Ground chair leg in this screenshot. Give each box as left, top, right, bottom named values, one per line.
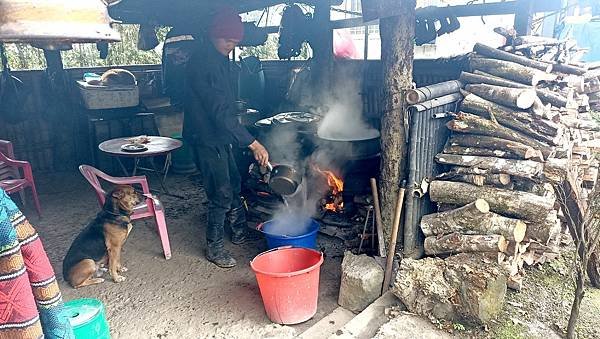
left=154, top=209, right=172, bottom=260
left=29, top=184, right=42, bottom=218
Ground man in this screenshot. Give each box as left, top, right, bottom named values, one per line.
left=184, top=6, right=269, bottom=268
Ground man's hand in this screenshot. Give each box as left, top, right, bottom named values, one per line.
left=249, top=140, right=269, bottom=167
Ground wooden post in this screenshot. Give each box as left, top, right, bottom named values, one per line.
left=513, top=0, right=534, bottom=35
left=311, top=0, right=334, bottom=100
left=379, top=0, right=416, bottom=255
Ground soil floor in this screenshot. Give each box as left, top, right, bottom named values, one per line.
left=21, top=171, right=343, bottom=339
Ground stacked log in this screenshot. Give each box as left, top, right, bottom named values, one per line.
left=416, top=39, right=600, bottom=292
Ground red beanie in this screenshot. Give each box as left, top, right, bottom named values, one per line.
left=209, top=6, right=244, bottom=41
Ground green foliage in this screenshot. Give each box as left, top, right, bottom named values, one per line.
left=239, top=33, right=312, bottom=61
left=61, top=24, right=163, bottom=68
left=452, top=323, right=466, bottom=331
left=1, top=24, right=166, bottom=71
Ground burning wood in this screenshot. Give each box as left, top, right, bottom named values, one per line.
left=313, top=166, right=344, bottom=212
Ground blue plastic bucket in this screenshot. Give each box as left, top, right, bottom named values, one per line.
left=257, top=218, right=320, bottom=249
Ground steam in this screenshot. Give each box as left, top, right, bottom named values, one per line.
left=316, top=64, right=378, bottom=141
left=267, top=181, right=320, bottom=236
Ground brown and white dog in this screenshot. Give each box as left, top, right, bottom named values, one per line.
left=62, top=185, right=140, bottom=288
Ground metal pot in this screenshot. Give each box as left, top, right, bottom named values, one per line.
left=267, top=163, right=302, bottom=196
left=316, top=130, right=381, bottom=159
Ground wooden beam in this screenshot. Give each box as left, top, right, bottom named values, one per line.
left=378, top=0, right=416, bottom=257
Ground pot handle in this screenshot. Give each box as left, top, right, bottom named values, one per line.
left=266, top=162, right=273, bottom=171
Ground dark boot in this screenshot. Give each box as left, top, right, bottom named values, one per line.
left=206, top=246, right=236, bottom=268
left=229, top=205, right=262, bottom=245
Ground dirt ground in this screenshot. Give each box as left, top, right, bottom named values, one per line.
left=20, top=171, right=342, bottom=339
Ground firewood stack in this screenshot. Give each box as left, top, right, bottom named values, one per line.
left=420, top=35, right=600, bottom=291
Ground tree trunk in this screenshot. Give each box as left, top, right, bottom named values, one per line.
left=447, top=112, right=552, bottom=158
left=380, top=0, right=416, bottom=253
left=392, top=254, right=507, bottom=325
left=420, top=199, right=527, bottom=242
left=435, top=153, right=545, bottom=180
left=470, top=57, right=557, bottom=86
left=447, top=134, right=542, bottom=161
left=460, top=93, right=561, bottom=146
left=566, top=265, right=585, bottom=339
left=473, top=42, right=552, bottom=72
left=424, top=233, right=509, bottom=255
left=536, top=88, right=569, bottom=108
left=465, top=83, right=536, bottom=109
left=429, top=180, right=554, bottom=223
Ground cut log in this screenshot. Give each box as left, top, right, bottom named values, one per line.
left=435, top=153, right=544, bottom=180
left=442, top=144, right=517, bottom=159
left=392, top=254, right=507, bottom=325
left=424, top=233, right=508, bottom=255
left=525, top=210, right=561, bottom=244
left=460, top=93, right=561, bottom=146
left=473, top=43, right=552, bottom=72
left=493, top=27, right=516, bottom=42
left=460, top=70, right=528, bottom=89
left=420, top=199, right=527, bottom=242
left=406, top=80, right=463, bottom=104
left=465, top=83, right=536, bottom=109
left=447, top=134, right=543, bottom=161
left=470, top=58, right=555, bottom=86
left=429, top=180, right=554, bottom=223
left=536, top=88, right=568, bottom=108
left=552, top=62, right=587, bottom=76
left=448, top=112, right=552, bottom=158
left=561, top=116, right=600, bottom=131
left=437, top=170, right=512, bottom=188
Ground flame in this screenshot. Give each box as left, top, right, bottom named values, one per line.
left=314, top=166, right=344, bottom=212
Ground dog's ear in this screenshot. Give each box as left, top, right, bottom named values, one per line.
left=104, top=191, right=120, bottom=214
left=112, top=187, right=126, bottom=199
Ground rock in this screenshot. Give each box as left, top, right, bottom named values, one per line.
left=372, top=313, right=455, bottom=339
left=391, top=253, right=507, bottom=325
left=338, top=251, right=384, bottom=312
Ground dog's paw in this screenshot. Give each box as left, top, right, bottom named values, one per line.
left=118, top=266, right=128, bottom=273
left=113, top=275, right=126, bottom=283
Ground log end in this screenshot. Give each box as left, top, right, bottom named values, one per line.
left=498, top=235, right=509, bottom=253
left=513, top=220, right=527, bottom=243
left=498, top=174, right=511, bottom=186
left=516, top=90, right=536, bottom=109
left=475, top=198, right=490, bottom=213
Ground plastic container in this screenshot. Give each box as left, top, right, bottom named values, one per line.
left=63, top=298, right=110, bottom=339
left=250, top=246, right=324, bottom=324
left=257, top=218, right=319, bottom=249
left=77, top=80, right=139, bottom=110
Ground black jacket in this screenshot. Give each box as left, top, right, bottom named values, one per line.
left=182, top=43, right=255, bottom=147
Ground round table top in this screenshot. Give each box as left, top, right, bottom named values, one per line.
left=98, top=136, right=183, bottom=157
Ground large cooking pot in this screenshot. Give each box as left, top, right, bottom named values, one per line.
left=316, top=129, right=381, bottom=159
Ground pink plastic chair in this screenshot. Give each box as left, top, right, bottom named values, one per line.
left=0, top=139, right=42, bottom=217
left=79, top=164, right=172, bottom=260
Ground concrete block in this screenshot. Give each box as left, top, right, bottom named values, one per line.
left=338, top=251, right=384, bottom=313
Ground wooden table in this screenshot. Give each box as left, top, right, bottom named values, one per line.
left=98, top=136, right=182, bottom=195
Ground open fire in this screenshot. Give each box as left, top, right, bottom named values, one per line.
left=313, top=166, right=344, bottom=212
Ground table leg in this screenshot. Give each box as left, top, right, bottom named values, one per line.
left=149, top=155, right=184, bottom=199
left=116, top=157, right=130, bottom=176
left=132, top=158, right=140, bottom=176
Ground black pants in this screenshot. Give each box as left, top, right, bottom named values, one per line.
left=192, top=144, right=246, bottom=250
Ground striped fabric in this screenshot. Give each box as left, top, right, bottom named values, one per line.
left=0, top=188, right=74, bottom=339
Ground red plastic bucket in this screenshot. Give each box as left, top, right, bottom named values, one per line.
left=250, top=246, right=324, bottom=324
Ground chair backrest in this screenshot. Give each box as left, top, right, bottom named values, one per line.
left=79, top=165, right=109, bottom=206
left=0, top=139, right=19, bottom=181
